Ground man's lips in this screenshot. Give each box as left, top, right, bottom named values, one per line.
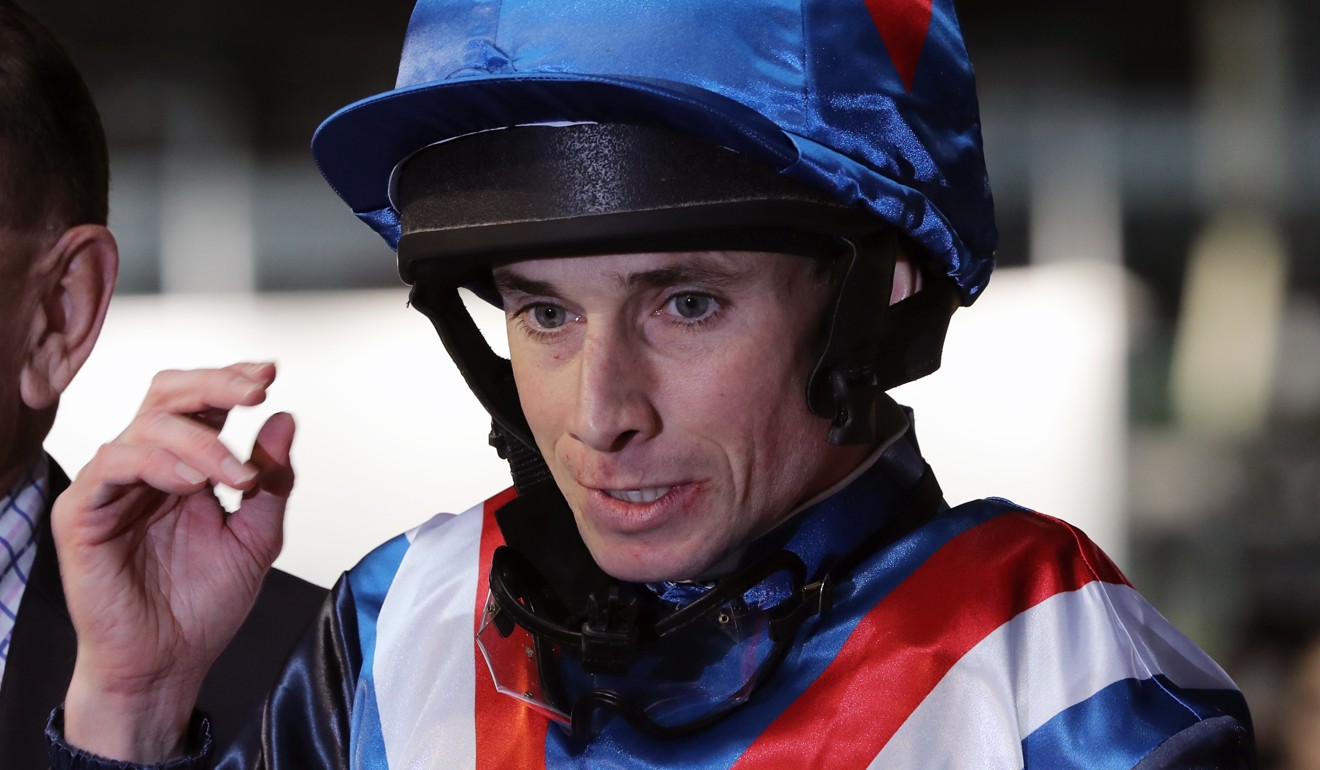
left=601, top=486, right=673, bottom=504
left=587, top=481, right=690, bottom=505
left=578, top=480, right=700, bottom=532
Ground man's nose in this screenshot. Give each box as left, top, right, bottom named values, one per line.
left=567, top=326, right=660, bottom=453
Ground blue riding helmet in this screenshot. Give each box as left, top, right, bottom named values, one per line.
left=312, top=0, right=997, bottom=303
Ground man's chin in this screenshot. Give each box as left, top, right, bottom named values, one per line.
left=587, top=541, right=720, bottom=584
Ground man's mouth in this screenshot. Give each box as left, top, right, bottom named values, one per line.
left=602, top=486, right=673, bottom=504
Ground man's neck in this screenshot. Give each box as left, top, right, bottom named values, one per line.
left=0, top=406, right=56, bottom=499
left=0, top=452, right=48, bottom=504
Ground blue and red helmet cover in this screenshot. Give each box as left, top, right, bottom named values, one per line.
left=313, top=0, right=998, bottom=302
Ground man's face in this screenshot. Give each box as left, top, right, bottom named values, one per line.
left=495, top=250, right=870, bottom=582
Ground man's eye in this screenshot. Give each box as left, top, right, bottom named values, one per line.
left=667, top=293, right=715, bottom=321
left=530, top=304, right=569, bottom=329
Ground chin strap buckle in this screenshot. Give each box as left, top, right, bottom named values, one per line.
left=768, top=577, right=833, bottom=644
left=825, top=364, right=883, bottom=445
left=580, top=587, right=640, bottom=676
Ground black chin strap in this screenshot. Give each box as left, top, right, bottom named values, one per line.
left=488, top=422, right=556, bottom=493
left=408, top=275, right=554, bottom=493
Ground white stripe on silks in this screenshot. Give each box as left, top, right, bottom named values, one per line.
left=373, top=504, right=485, bottom=769
left=1098, top=584, right=1239, bottom=693
left=866, top=582, right=1238, bottom=769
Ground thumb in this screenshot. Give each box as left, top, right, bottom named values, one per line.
left=231, top=411, right=296, bottom=563
left=248, top=411, right=295, bottom=498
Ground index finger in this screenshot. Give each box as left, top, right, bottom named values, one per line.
left=136, top=362, right=277, bottom=417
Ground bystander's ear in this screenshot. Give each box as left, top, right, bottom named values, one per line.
left=18, top=224, right=119, bottom=411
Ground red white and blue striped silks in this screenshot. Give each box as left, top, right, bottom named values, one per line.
left=295, top=441, right=1250, bottom=769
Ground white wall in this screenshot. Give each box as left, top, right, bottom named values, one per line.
left=893, top=260, right=1130, bottom=563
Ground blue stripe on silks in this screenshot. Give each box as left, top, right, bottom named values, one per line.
left=1022, top=676, right=1240, bottom=769
left=346, top=533, right=412, bottom=770
left=1183, top=686, right=1253, bottom=738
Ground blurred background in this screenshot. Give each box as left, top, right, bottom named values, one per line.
left=21, top=0, right=1320, bottom=764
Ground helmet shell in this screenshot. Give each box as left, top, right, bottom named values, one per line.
left=313, top=0, right=997, bottom=302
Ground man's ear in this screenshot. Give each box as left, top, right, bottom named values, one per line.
left=19, top=224, right=119, bottom=410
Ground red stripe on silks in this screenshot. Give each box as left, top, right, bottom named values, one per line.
left=732, top=512, right=1130, bottom=770
left=472, top=487, right=548, bottom=770
left=863, top=0, right=933, bottom=91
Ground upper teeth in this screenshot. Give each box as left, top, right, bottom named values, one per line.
left=606, top=487, right=671, bottom=504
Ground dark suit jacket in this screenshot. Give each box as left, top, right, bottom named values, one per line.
left=0, top=458, right=327, bottom=768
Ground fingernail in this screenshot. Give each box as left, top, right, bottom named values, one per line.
left=237, top=370, right=274, bottom=401
left=223, top=457, right=258, bottom=485
left=175, top=463, right=207, bottom=485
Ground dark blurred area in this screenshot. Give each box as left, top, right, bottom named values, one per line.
left=20, top=1, right=1320, bottom=765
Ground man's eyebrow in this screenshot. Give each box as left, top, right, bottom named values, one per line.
left=619, top=260, right=744, bottom=291
left=492, top=255, right=748, bottom=298
left=491, top=269, right=559, bottom=299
